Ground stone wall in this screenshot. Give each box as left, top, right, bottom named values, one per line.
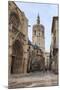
left=8, top=1, right=28, bottom=76
left=50, top=16, right=58, bottom=74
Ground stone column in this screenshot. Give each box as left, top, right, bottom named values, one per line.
left=8, top=33, right=13, bottom=77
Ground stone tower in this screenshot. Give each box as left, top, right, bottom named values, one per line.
left=32, top=14, right=45, bottom=52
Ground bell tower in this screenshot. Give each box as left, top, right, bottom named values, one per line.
left=32, top=14, right=45, bottom=52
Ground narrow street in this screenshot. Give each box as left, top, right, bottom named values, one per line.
left=8, top=71, right=58, bottom=88
left=8, top=2, right=59, bottom=89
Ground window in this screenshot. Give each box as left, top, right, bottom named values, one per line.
left=39, top=33, right=40, bottom=36
left=34, top=30, right=36, bottom=35
left=29, top=46, right=30, bottom=49
left=27, top=49, right=29, bottom=51
left=37, top=50, right=38, bottom=53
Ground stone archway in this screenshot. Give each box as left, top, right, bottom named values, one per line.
left=11, top=40, right=23, bottom=74
left=30, top=58, right=41, bottom=72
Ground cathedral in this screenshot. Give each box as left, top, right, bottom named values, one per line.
left=27, top=14, right=45, bottom=72
left=8, top=1, right=29, bottom=75
left=8, top=1, right=45, bottom=77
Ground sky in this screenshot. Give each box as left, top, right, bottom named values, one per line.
left=15, top=2, right=58, bottom=52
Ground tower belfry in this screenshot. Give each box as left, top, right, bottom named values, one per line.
left=37, top=14, right=40, bottom=24
left=32, top=14, right=45, bottom=52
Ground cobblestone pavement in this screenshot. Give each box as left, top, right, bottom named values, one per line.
left=8, top=71, right=58, bottom=89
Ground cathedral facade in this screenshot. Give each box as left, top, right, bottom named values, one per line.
left=8, top=1, right=29, bottom=76
left=8, top=1, right=45, bottom=77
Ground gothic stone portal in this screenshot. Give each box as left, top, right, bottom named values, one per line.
left=11, top=40, right=23, bottom=74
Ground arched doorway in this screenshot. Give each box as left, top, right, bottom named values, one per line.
left=11, top=40, right=23, bottom=74
left=30, top=59, right=41, bottom=72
